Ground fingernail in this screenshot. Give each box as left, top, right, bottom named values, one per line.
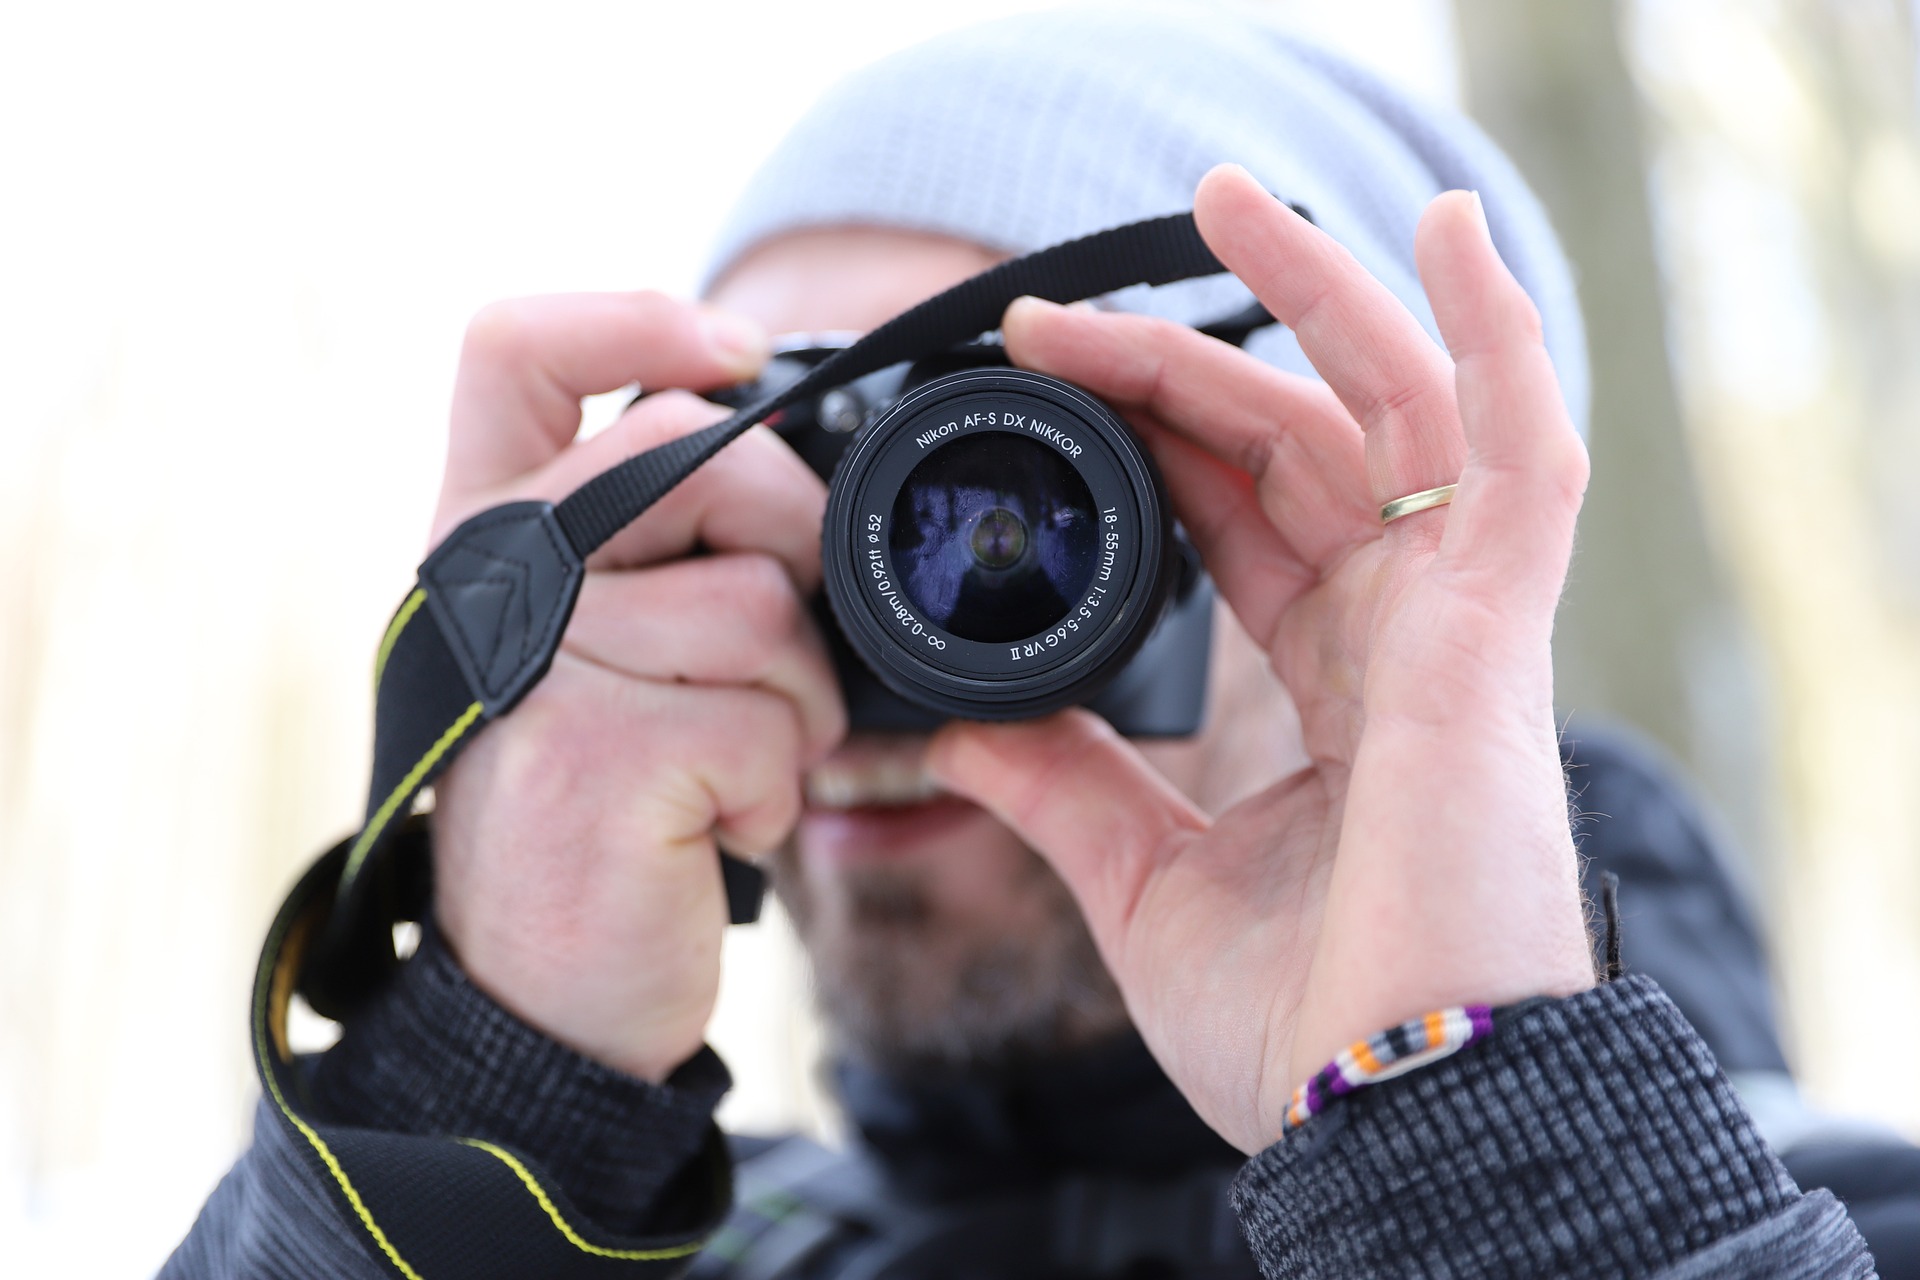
left=1469, top=189, right=1491, bottom=240
left=702, top=310, right=768, bottom=374
left=1003, top=295, right=1065, bottom=329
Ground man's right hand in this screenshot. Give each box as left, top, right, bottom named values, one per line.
left=426, top=292, right=845, bottom=1083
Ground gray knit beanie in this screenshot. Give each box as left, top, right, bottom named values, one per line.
left=703, top=1, right=1589, bottom=433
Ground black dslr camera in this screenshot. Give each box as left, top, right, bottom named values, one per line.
left=709, top=336, right=1217, bottom=737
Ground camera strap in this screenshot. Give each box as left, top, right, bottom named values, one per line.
left=251, top=208, right=1268, bottom=1280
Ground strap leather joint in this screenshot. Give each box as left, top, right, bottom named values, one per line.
left=420, top=500, right=586, bottom=717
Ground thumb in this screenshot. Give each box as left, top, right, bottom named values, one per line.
left=926, top=710, right=1208, bottom=940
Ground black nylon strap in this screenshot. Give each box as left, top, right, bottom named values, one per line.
left=553, top=211, right=1225, bottom=556
left=304, top=586, right=488, bottom=1016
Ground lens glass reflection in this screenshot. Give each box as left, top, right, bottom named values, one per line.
left=889, top=432, right=1097, bottom=643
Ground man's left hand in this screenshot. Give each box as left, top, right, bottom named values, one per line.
left=928, top=165, right=1596, bottom=1155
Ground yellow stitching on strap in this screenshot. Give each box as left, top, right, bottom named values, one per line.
left=253, top=902, right=425, bottom=1279
left=254, top=700, right=480, bottom=1269
left=460, top=1140, right=708, bottom=1261
left=339, top=701, right=484, bottom=891
left=277, top=1096, right=426, bottom=1278
left=373, top=589, right=428, bottom=692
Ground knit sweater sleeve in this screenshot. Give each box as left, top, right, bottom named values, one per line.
left=160, top=927, right=731, bottom=1278
left=1230, top=975, right=1876, bottom=1279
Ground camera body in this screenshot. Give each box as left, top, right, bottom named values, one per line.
left=713, top=338, right=1214, bottom=736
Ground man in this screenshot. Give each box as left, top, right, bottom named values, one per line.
left=165, top=7, right=1895, bottom=1277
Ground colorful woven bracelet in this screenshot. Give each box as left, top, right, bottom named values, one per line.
left=1280, top=1004, right=1495, bottom=1137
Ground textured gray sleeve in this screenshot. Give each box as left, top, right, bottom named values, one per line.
left=1231, top=976, right=1877, bottom=1279
left=1658, top=1192, right=1873, bottom=1279
left=159, top=928, right=731, bottom=1276
left=307, top=926, right=730, bottom=1233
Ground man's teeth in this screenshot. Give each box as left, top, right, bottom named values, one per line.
left=804, top=760, right=944, bottom=810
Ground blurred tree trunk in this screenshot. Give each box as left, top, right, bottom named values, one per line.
left=1454, top=0, right=1779, bottom=885
left=1619, top=0, right=1920, bottom=1128
left=1461, top=0, right=1920, bottom=1131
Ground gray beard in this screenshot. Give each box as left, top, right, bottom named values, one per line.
left=769, top=843, right=1130, bottom=1073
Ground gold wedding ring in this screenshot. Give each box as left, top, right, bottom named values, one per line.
left=1380, top=483, right=1457, bottom=525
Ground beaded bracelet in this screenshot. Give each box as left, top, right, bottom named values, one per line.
left=1280, top=1004, right=1495, bottom=1137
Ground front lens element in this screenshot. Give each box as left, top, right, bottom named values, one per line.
left=969, top=507, right=1028, bottom=570
left=888, top=433, right=1097, bottom=643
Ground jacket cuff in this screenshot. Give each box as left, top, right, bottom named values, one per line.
left=1232, top=975, right=1805, bottom=1279
left=308, top=924, right=729, bottom=1237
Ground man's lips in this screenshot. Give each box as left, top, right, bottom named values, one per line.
left=798, top=736, right=991, bottom=865
left=798, top=794, right=985, bottom=866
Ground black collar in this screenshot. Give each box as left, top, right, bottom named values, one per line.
left=832, top=1032, right=1242, bottom=1200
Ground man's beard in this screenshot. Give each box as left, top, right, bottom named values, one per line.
left=769, top=840, right=1130, bottom=1073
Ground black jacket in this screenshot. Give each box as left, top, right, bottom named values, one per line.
left=162, top=726, right=1895, bottom=1278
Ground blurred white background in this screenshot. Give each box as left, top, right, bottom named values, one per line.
left=4, top=1, right=1918, bottom=1275
left=0, top=2, right=1459, bottom=1272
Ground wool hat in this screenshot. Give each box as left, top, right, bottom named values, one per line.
left=703, top=1, right=1589, bottom=433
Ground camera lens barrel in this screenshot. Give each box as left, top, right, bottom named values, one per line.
left=822, top=368, right=1175, bottom=721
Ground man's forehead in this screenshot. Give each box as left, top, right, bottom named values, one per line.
left=707, top=226, right=1005, bottom=337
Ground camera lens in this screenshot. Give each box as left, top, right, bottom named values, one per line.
left=822, top=367, right=1175, bottom=721
left=888, top=433, right=1098, bottom=643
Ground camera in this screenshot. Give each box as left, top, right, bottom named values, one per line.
left=710, top=337, right=1215, bottom=736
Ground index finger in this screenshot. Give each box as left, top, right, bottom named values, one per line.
left=1194, top=165, right=1466, bottom=512
left=445, top=291, right=769, bottom=496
